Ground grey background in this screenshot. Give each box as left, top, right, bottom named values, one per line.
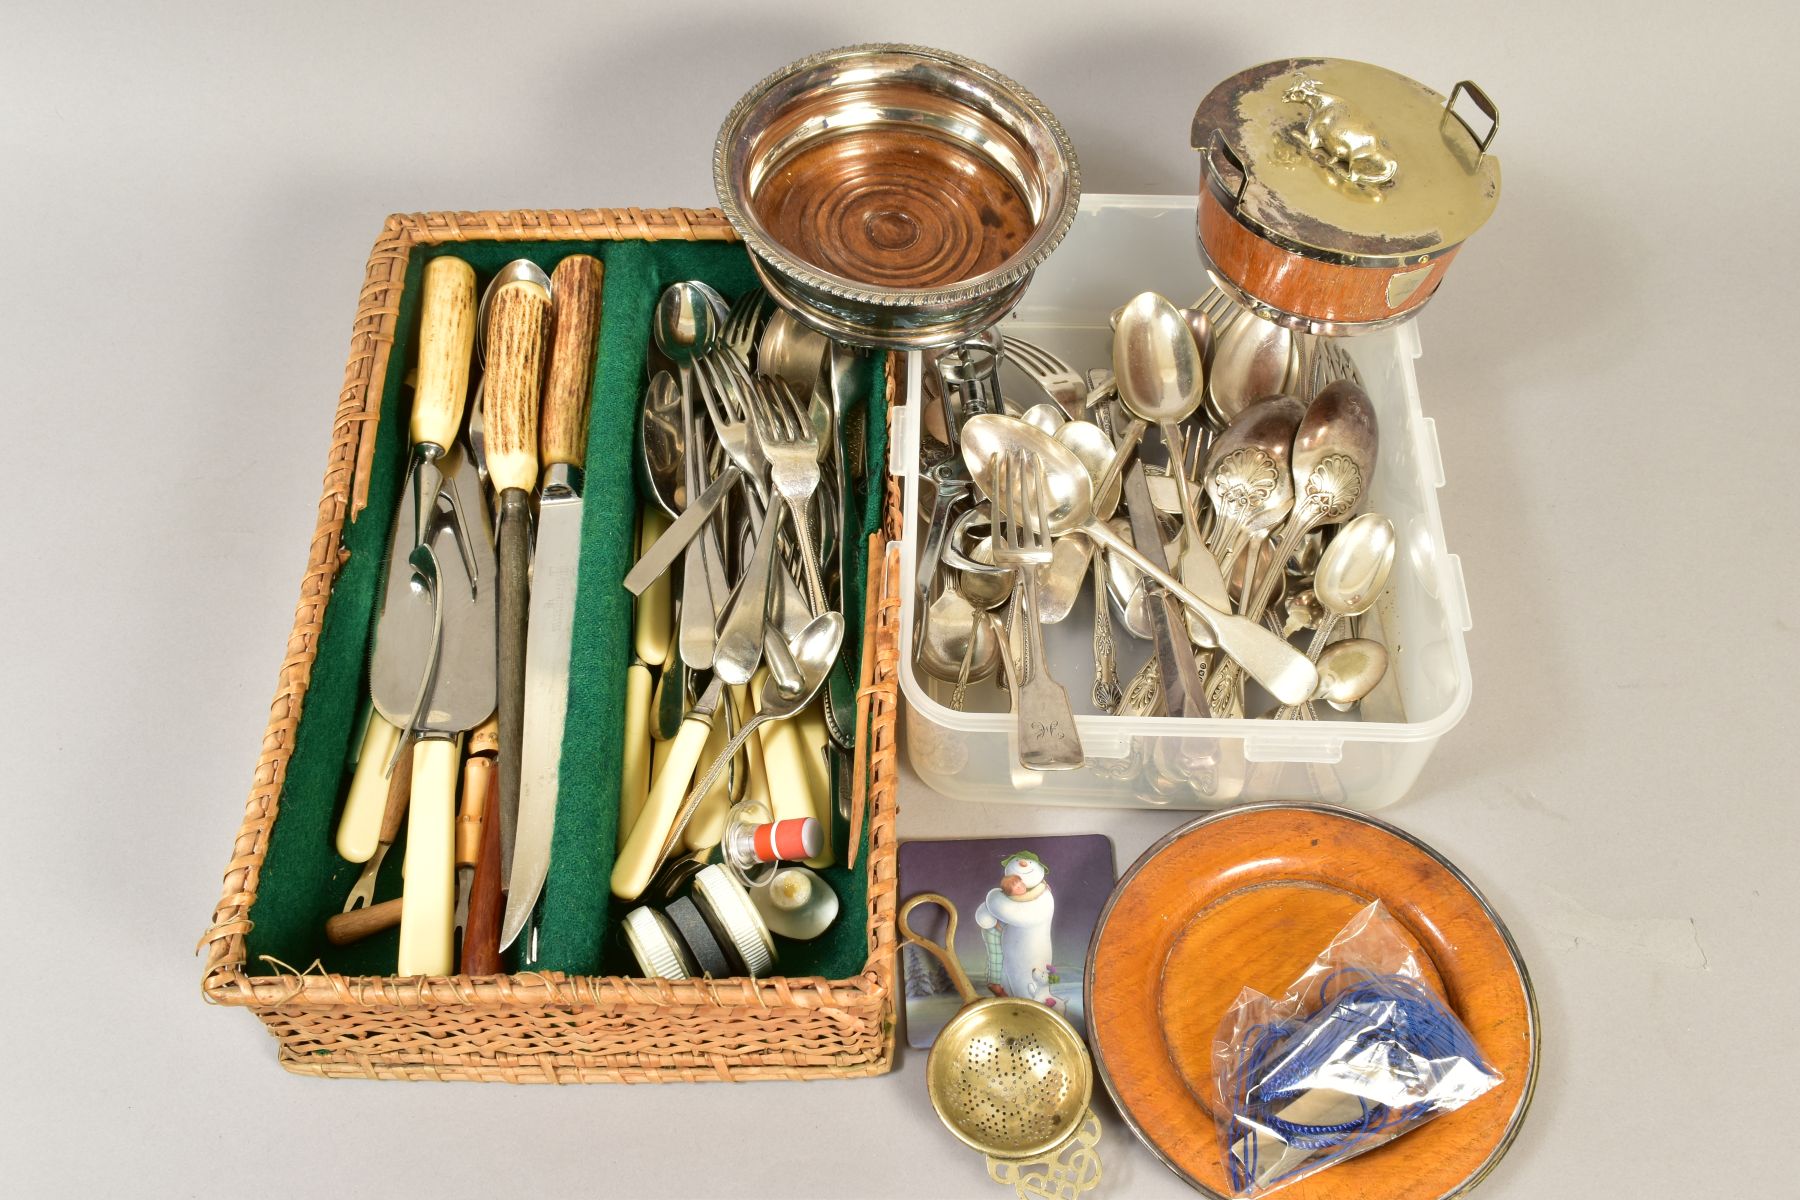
left=4, top=0, right=1797, bottom=1196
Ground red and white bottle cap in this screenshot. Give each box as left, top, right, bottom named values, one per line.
left=749, top=817, right=822, bottom=864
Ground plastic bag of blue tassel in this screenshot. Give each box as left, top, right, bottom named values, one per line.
left=1211, top=902, right=1503, bottom=1196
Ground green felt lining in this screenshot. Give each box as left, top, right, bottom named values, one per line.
left=242, top=239, right=887, bottom=983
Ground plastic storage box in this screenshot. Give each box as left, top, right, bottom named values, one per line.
left=893, top=195, right=1472, bottom=810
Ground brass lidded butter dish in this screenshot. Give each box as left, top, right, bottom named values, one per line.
left=1191, top=57, right=1501, bottom=334
left=715, top=43, right=1080, bottom=349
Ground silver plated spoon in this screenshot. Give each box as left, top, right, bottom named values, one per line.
left=1205, top=304, right=1293, bottom=430
left=1113, top=292, right=1233, bottom=647
left=1304, top=512, right=1396, bottom=663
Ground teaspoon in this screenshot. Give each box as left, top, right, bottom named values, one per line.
left=1305, top=512, right=1396, bottom=663
left=1274, top=637, right=1389, bottom=719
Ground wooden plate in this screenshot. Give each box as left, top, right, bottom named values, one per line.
left=1085, top=805, right=1538, bottom=1198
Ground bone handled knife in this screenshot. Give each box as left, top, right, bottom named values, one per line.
left=502, top=254, right=604, bottom=952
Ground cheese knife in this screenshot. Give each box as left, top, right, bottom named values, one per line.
left=370, top=443, right=495, bottom=975
left=501, top=254, right=604, bottom=951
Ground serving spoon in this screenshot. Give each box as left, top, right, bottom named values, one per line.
left=1205, top=304, right=1293, bottom=429
left=1113, top=293, right=1234, bottom=647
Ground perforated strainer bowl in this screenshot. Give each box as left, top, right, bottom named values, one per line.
left=900, top=894, right=1097, bottom=1163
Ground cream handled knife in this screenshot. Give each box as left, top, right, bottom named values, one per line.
left=613, top=678, right=723, bottom=902
left=501, top=255, right=604, bottom=952
left=335, top=711, right=401, bottom=863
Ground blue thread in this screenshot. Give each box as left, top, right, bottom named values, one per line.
left=1225, top=967, right=1493, bottom=1192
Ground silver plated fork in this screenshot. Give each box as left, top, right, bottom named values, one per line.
left=1001, top=335, right=1087, bottom=416
left=990, top=448, right=1083, bottom=772
left=694, top=352, right=769, bottom=497
left=750, top=375, right=834, bottom=616
left=722, top=287, right=772, bottom=366
left=1190, top=285, right=1239, bottom=340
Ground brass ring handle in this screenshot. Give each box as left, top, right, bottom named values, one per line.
left=1445, top=80, right=1500, bottom=158
left=898, top=892, right=980, bottom=1004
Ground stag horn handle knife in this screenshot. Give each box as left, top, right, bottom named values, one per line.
left=500, top=255, right=604, bottom=952
left=483, top=274, right=551, bottom=902
left=480, top=278, right=550, bottom=495
left=540, top=255, right=603, bottom=468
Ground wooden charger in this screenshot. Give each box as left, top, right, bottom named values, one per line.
left=1085, top=804, right=1537, bottom=1199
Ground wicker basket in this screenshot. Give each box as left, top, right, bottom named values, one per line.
left=200, top=209, right=904, bottom=1082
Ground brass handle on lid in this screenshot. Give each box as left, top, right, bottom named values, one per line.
left=1446, top=80, right=1500, bottom=159
left=1204, top=130, right=1251, bottom=208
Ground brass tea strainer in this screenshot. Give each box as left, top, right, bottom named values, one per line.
left=899, top=893, right=1103, bottom=1200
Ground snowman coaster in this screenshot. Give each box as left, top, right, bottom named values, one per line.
left=897, top=834, right=1115, bottom=1050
